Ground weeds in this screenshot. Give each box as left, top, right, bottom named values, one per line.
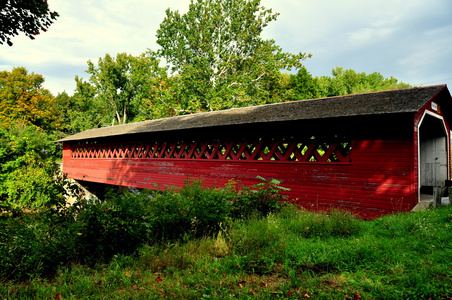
left=1, top=179, right=452, bottom=299
left=0, top=176, right=287, bottom=280
left=280, top=206, right=362, bottom=239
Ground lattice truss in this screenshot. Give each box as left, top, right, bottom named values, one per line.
left=70, top=136, right=352, bottom=163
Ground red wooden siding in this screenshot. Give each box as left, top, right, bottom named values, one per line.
left=63, top=137, right=414, bottom=219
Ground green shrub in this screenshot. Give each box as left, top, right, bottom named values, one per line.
left=229, top=176, right=289, bottom=219
left=0, top=214, right=43, bottom=280
left=2, top=162, right=67, bottom=210
left=0, top=211, right=78, bottom=281
left=149, top=179, right=232, bottom=241
left=0, top=122, right=63, bottom=210
left=0, top=188, right=156, bottom=281
left=71, top=189, right=153, bottom=261
left=0, top=176, right=292, bottom=281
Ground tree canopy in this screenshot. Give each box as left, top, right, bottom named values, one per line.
left=315, top=67, right=412, bottom=98
left=76, top=53, right=168, bottom=125
left=0, top=67, right=61, bottom=131
left=0, top=68, right=63, bottom=210
left=288, top=67, right=412, bottom=100
left=156, top=0, right=310, bottom=112
left=0, top=0, right=413, bottom=136
left=0, top=0, right=59, bottom=46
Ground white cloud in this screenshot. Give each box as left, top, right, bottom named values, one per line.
left=347, top=27, right=394, bottom=46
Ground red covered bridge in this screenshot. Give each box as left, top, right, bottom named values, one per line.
left=59, top=85, right=452, bottom=218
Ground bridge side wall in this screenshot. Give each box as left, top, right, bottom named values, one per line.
left=62, top=130, right=415, bottom=219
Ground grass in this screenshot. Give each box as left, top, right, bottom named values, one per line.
left=1, top=205, right=451, bottom=299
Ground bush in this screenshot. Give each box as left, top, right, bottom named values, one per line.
left=2, top=162, right=67, bottom=210
left=0, top=211, right=77, bottom=280
left=147, top=176, right=290, bottom=241
left=0, top=176, right=291, bottom=281
left=229, top=176, right=289, bottom=219
left=71, top=189, right=154, bottom=261
left=149, top=179, right=232, bottom=241
left=0, top=122, right=63, bottom=210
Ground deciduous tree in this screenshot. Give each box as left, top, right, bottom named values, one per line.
left=316, top=67, right=412, bottom=97
left=156, top=0, right=310, bottom=112
left=0, top=122, right=62, bottom=209
left=55, top=88, right=108, bottom=134
left=0, top=0, right=59, bottom=46
left=79, top=53, right=167, bottom=125
left=0, top=67, right=61, bottom=131
left=289, top=66, right=320, bottom=100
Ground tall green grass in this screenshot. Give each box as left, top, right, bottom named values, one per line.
left=1, top=179, right=451, bottom=299
left=0, top=177, right=286, bottom=280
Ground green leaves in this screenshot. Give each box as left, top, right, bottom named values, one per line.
left=0, top=67, right=61, bottom=131
left=0, top=123, right=64, bottom=210
left=287, top=66, right=413, bottom=100
left=0, top=0, right=59, bottom=46
left=316, top=67, right=412, bottom=98
left=77, top=52, right=168, bottom=125
left=156, top=0, right=310, bottom=112
left=69, top=0, right=314, bottom=123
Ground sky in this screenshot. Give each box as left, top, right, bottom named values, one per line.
left=1, top=0, right=452, bottom=96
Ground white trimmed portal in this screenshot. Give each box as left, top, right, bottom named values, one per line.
left=418, top=110, right=449, bottom=196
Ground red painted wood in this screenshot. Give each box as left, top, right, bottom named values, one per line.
left=69, top=137, right=352, bottom=163
left=63, top=138, right=415, bottom=219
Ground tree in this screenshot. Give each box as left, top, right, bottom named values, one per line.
left=0, top=122, right=64, bottom=209
left=316, top=67, right=412, bottom=98
left=55, top=82, right=111, bottom=134
left=156, top=0, right=310, bottom=112
left=0, top=67, right=61, bottom=131
left=79, top=53, right=167, bottom=125
left=0, top=0, right=59, bottom=46
left=139, top=62, right=184, bottom=119
left=289, top=66, right=320, bottom=100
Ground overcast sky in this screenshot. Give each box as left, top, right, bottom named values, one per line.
left=1, top=0, right=451, bottom=96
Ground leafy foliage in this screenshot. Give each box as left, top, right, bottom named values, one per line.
left=64, top=1, right=414, bottom=126
left=0, top=212, right=73, bottom=280
left=0, top=0, right=59, bottom=46
left=0, top=67, right=61, bottom=131
left=228, top=176, right=289, bottom=219
left=2, top=202, right=451, bottom=299
left=156, top=0, right=310, bottom=112
left=149, top=179, right=232, bottom=241
left=70, top=189, right=154, bottom=260
left=55, top=84, right=111, bottom=134
left=143, top=176, right=286, bottom=241
left=76, top=53, right=168, bottom=125
left=0, top=176, right=289, bottom=281
left=0, top=69, right=67, bottom=210
left=316, top=67, right=412, bottom=98
left=0, top=123, right=65, bottom=210
left=288, top=66, right=320, bottom=100
left=287, top=66, right=412, bottom=101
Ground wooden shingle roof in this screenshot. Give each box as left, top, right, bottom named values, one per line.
left=58, top=85, right=448, bottom=142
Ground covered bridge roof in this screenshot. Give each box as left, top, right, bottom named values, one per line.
left=59, top=85, right=449, bottom=142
